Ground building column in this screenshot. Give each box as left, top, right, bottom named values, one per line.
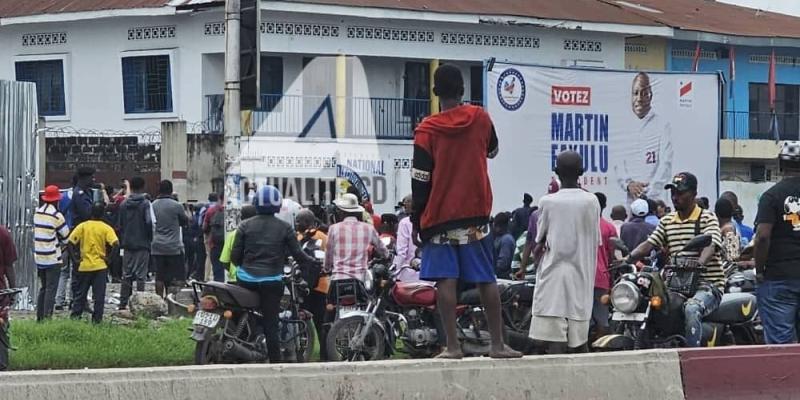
left=160, top=120, right=188, bottom=201
left=335, top=54, right=347, bottom=138
left=429, top=58, right=440, bottom=115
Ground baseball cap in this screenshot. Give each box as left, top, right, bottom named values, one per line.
left=664, top=172, right=698, bottom=192
left=630, top=199, right=649, bottom=217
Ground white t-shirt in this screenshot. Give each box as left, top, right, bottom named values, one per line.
left=533, top=189, right=601, bottom=321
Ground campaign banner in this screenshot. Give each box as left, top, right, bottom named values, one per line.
left=487, top=63, right=720, bottom=214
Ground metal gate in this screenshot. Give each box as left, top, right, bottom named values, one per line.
left=0, top=80, right=39, bottom=309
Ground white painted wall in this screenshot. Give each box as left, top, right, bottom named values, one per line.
left=720, top=180, right=774, bottom=225
left=0, top=9, right=627, bottom=133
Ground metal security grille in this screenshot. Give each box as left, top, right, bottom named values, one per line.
left=121, top=55, right=173, bottom=114
left=0, top=80, right=40, bottom=309
left=14, top=59, right=66, bottom=116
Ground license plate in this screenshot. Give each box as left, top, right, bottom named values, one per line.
left=193, top=311, right=221, bottom=328
left=612, top=312, right=646, bottom=322
left=339, top=306, right=357, bottom=315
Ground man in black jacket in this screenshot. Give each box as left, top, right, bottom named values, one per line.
left=231, top=185, right=315, bottom=363
left=117, top=177, right=154, bottom=310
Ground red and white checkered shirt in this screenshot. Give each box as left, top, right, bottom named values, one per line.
left=324, top=217, right=387, bottom=281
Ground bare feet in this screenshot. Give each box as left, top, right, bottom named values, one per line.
left=435, top=349, right=464, bottom=359
left=489, top=345, right=523, bottom=359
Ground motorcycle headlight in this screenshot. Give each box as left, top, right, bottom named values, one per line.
left=611, top=281, right=641, bottom=314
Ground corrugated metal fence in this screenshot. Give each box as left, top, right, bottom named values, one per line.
left=0, top=80, right=39, bottom=309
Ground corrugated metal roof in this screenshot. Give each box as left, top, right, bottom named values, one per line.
left=4, top=0, right=800, bottom=40
left=282, top=0, right=662, bottom=26
left=605, top=0, right=800, bottom=38
left=0, top=0, right=169, bottom=19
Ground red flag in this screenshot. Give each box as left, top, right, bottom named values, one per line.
left=769, top=49, right=777, bottom=111
left=691, top=42, right=701, bottom=72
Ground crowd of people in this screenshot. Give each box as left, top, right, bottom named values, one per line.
left=2, top=64, right=800, bottom=362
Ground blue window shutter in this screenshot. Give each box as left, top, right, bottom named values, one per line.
left=122, top=55, right=173, bottom=113
left=14, top=60, right=66, bottom=116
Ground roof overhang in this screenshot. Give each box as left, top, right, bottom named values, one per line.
left=0, top=7, right=177, bottom=26
left=673, top=29, right=800, bottom=47
left=262, top=1, right=674, bottom=37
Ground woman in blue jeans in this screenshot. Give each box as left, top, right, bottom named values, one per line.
left=230, top=186, right=316, bottom=362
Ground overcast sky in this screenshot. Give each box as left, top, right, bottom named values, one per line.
left=718, top=0, right=800, bottom=16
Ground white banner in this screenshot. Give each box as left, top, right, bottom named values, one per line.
left=237, top=138, right=412, bottom=214
left=487, top=63, right=720, bottom=214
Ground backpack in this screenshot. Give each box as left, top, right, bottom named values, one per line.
left=210, top=210, right=226, bottom=245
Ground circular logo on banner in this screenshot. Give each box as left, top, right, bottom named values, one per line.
left=497, top=68, right=526, bottom=111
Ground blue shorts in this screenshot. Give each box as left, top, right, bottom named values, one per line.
left=420, top=236, right=496, bottom=283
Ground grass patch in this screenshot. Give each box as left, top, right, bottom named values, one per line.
left=9, top=318, right=194, bottom=371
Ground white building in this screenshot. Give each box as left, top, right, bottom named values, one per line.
left=0, top=0, right=670, bottom=137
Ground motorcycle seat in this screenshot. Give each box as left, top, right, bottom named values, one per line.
left=201, top=281, right=261, bottom=309
left=458, top=288, right=482, bottom=306
left=704, top=292, right=757, bottom=325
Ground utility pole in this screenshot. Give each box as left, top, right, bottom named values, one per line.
left=223, top=0, right=241, bottom=229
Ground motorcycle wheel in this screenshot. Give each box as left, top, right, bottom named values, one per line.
left=194, top=339, right=219, bottom=365
left=298, top=319, right=316, bottom=363
left=326, top=316, right=385, bottom=362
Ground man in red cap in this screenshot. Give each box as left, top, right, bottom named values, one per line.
left=34, top=185, right=71, bottom=320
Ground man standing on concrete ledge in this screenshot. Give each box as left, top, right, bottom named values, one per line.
left=529, top=151, right=600, bottom=354
left=412, top=64, right=521, bottom=359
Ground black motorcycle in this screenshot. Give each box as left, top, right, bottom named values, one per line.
left=0, top=288, right=22, bottom=371
left=594, top=235, right=760, bottom=350
left=189, top=260, right=316, bottom=364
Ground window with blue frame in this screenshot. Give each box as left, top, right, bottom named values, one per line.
left=121, top=55, right=173, bottom=114
left=15, top=59, right=66, bottom=117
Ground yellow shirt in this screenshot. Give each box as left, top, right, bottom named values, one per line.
left=68, top=220, right=119, bottom=272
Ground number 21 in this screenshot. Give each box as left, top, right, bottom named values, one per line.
left=646, top=151, right=657, bottom=164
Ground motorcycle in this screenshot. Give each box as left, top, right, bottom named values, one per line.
left=593, top=235, right=760, bottom=351
left=0, top=288, right=22, bottom=371
left=189, top=259, right=317, bottom=364
left=326, top=261, right=530, bottom=361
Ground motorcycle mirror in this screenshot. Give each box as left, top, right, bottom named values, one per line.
left=611, top=237, right=629, bottom=256
left=682, top=234, right=713, bottom=252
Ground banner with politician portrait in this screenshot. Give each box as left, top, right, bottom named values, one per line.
left=487, top=63, right=720, bottom=213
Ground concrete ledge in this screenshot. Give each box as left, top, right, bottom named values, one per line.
left=0, top=350, right=684, bottom=400
left=680, top=344, right=800, bottom=400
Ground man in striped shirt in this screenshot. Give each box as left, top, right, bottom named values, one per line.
left=324, top=194, right=388, bottom=282
left=34, top=185, right=71, bottom=321
left=625, top=172, right=723, bottom=347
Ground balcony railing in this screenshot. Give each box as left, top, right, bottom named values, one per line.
left=723, top=110, right=800, bottom=140
left=204, top=94, right=483, bottom=139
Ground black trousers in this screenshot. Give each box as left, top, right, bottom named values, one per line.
left=237, top=280, right=285, bottom=363
left=36, top=266, right=61, bottom=321
left=71, top=269, right=107, bottom=323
